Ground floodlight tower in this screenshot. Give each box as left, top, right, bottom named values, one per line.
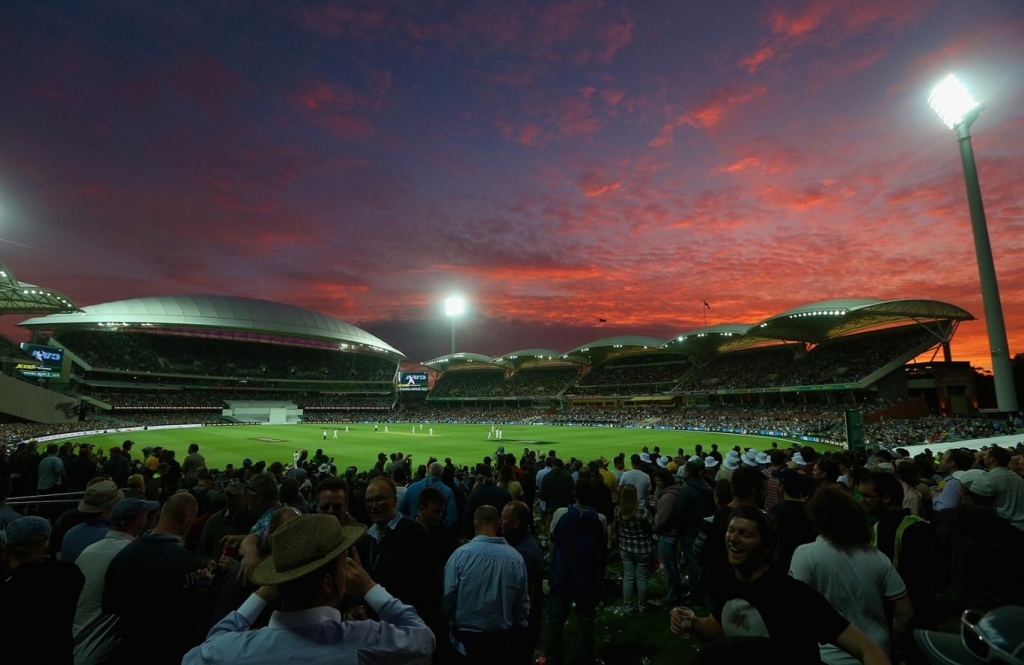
left=445, top=296, right=466, bottom=355
left=928, top=74, right=1017, bottom=412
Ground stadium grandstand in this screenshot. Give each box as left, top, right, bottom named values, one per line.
left=422, top=299, right=977, bottom=416
left=9, top=295, right=403, bottom=424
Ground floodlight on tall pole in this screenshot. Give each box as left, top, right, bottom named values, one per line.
left=445, top=296, right=466, bottom=355
left=928, top=74, right=1018, bottom=412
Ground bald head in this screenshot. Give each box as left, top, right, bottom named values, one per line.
left=156, top=492, right=197, bottom=536
left=473, top=505, right=499, bottom=536
left=429, top=462, right=444, bottom=478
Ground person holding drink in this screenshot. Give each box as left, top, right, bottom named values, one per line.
left=668, top=505, right=891, bottom=664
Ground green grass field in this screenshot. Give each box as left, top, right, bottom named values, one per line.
left=52, top=423, right=840, bottom=470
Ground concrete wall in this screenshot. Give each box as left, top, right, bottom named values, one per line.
left=0, top=373, right=79, bottom=424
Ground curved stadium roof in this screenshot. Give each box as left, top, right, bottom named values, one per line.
left=422, top=298, right=973, bottom=369
left=0, top=259, right=79, bottom=315
left=18, top=295, right=404, bottom=359
left=751, top=299, right=974, bottom=343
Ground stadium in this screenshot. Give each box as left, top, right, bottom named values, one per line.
left=0, top=250, right=1008, bottom=465
left=3, top=259, right=1023, bottom=665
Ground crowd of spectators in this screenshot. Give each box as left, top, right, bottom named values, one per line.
left=56, top=330, right=397, bottom=381
left=2, top=429, right=1023, bottom=663
left=429, top=367, right=580, bottom=399
left=80, top=389, right=393, bottom=411
left=571, top=357, right=689, bottom=393
left=683, top=326, right=933, bottom=392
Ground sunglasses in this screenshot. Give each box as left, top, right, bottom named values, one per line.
left=961, top=609, right=1013, bottom=663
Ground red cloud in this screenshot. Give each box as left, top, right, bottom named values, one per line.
left=739, top=0, right=930, bottom=73
left=680, top=86, right=767, bottom=129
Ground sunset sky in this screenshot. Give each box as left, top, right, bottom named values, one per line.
left=1, top=0, right=1022, bottom=368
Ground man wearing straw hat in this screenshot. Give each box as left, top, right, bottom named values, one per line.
left=184, top=514, right=435, bottom=664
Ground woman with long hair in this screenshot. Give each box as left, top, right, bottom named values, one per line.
left=497, top=463, right=523, bottom=502
left=615, top=483, right=654, bottom=614
left=791, top=486, right=914, bottom=664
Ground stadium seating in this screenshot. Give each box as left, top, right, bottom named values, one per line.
left=56, top=330, right=396, bottom=381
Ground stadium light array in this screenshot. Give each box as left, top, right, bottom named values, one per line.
left=928, top=74, right=980, bottom=130
left=444, top=296, right=466, bottom=355
left=928, top=73, right=1017, bottom=411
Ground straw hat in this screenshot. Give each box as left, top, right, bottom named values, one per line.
left=251, top=514, right=365, bottom=586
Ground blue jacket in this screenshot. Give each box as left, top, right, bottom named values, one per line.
left=549, top=504, right=605, bottom=601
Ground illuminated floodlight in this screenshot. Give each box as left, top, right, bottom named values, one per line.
left=445, top=296, right=466, bottom=317
left=444, top=295, right=466, bottom=354
left=928, top=74, right=980, bottom=129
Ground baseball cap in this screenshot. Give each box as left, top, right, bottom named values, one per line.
left=916, top=607, right=1024, bottom=665
left=242, top=458, right=253, bottom=467
left=78, top=481, right=125, bottom=514
left=966, top=471, right=997, bottom=497
left=3, top=516, right=51, bottom=548
left=111, top=498, right=160, bottom=522
left=959, top=469, right=987, bottom=492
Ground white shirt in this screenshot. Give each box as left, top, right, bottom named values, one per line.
left=790, top=536, right=907, bottom=664
left=618, top=469, right=651, bottom=498
left=74, top=530, right=135, bottom=638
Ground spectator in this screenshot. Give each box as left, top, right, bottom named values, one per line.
left=183, top=515, right=435, bottom=663
left=497, top=463, right=524, bottom=502
left=615, top=484, right=655, bottom=614
left=618, top=453, right=652, bottom=500
left=653, top=469, right=684, bottom=606
left=102, top=493, right=207, bottom=665
left=540, top=458, right=575, bottom=530
left=356, top=476, right=441, bottom=641
left=0, top=475, right=21, bottom=530
left=982, top=446, right=1024, bottom=530
left=416, top=486, right=459, bottom=576
left=68, top=444, right=99, bottom=492
left=860, top=471, right=937, bottom=631
left=673, top=461, right=715, bottom=603
left=443, top=505, right=529, bottom=661
left=769, top=470, right=816, bottom=573
left=501, top=500, right=545, bottom=658
left=398, top=462, right=458, bottom=527
left=196, top=481, right=255, bottom=569
left=37, top=442, right=67, bottom=496
left=792, top=486, right=914, bottom=663
left=0, top=516, right=85, bottom=663
left=182, top=443, right=206, bottom=486
left=700, top=466, right=764, bottom=608
left=73, top=498, right=159, bottom=661
left=932, top=471, right=1024, bottom=619
left=547, top=479, right=606, bottom=665
left=932, top=448, right=974, bottom=512
left=60, top=480, right=125, bottom=564
left=669, top=505, right=889, bottom=664
left=461, top=464, right=512, bottom=539
left=102, top=447, right=131, bottom=490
